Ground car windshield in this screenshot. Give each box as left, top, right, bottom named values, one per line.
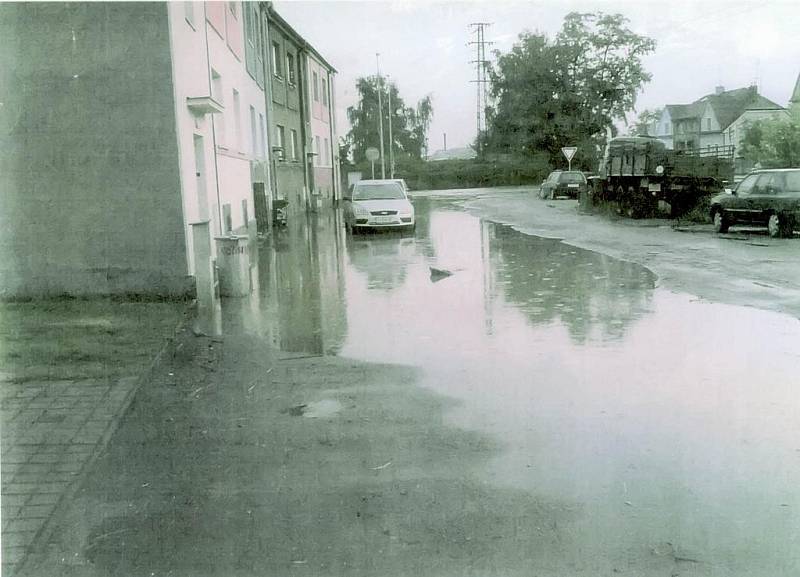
left=784, top=171, right=800, bottom=192
left=547, top=172, right=561, bottom=182
left=559, top=172, right=586, bottom=183
left=353, top=183, right=405, bottom=200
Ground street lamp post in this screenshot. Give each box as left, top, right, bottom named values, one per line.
left=376, top=53, right=386, bottom=179
left=387, top=76, right=394, bottom=179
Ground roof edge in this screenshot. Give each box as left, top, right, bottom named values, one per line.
left=262, top=2, right=337, bottom=73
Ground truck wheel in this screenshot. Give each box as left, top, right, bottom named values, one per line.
left=712, top=209, right=729, bottom=233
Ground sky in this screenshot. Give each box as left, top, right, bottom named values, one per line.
left=273, top=0, right=800, bottom=152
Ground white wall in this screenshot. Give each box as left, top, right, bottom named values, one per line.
left=168, top=1, right=268, bottom=275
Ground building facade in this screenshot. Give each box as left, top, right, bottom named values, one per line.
left=306, top=50, right=341, bottom=206
left=655, top=86, right=787, bottom=174
left=263, top=6, right=339, bottom=213
left=1, top=2, right=336, bottom=298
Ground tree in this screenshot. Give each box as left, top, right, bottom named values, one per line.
left=344, top=76, right=433, bottom=165
left=740, top=117, right=800, bottom=169
left=480, top=12, right=656, bottom=168
left=631, top=108, right=663, bottom=136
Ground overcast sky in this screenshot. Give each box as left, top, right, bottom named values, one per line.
left=273, top=0, right=800, bottom=152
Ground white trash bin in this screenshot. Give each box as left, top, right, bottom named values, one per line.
left=214, top=235, right=251, bottom=297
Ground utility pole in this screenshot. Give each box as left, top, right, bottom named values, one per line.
left=376, top=53, right=386, bottom=179
left=468, top=22, right=492, bottom=152
left=387, top=75, right=395, bottom=178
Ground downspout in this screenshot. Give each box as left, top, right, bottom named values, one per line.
left=298, top=45, right=311, bottom=210
left=326, top=69, right=338, bottom=202
left=260, top=2, right=275, bottom=231
left=203, top=2, right=223, bottom=235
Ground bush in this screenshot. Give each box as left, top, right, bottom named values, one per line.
left=345, top=153, right=553, bottom=191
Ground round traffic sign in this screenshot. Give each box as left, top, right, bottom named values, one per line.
left=365, top=147, right=380, bottom=162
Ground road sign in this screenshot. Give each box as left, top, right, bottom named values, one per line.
left=561, top=146, right=577, bottom=171
left=365, top=147, right=380, bottom=161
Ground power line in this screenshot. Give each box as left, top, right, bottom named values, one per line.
left=468, top=22, right=492, bottom=147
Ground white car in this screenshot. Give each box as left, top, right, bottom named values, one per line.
left=344, top=179, right=415, bottom=233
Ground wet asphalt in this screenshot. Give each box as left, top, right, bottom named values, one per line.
left=225, top=194, right=800, bottom=574
left=24, top=191, right=800, bottom=576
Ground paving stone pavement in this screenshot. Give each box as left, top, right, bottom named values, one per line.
left=1, top=376, right=141, bottom=575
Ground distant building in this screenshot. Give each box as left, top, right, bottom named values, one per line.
left=655, top=86, right=788, bottom=173
left=0, top=2, right=335, bottom=298
left=790, top=72, right=800, bottom=117
left=428, top=146, right=478, bottom=162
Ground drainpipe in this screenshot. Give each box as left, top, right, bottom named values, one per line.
left=298, top=45, right=312, bottom=211
left=326, top=70, right=338, bottom=202
left=260, top=3, right=275, bottom=232
left=203, top=2, right=223, bottom=236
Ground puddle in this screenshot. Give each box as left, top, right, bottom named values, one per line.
left=302, top=399, right=343, bottom=419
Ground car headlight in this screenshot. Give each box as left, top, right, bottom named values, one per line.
left=655, top=165, right=664, bottom=175
left=352, top=204, right=369, bottom=216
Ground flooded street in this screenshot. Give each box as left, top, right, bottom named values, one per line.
left=222, top=192, right=800, bottom=574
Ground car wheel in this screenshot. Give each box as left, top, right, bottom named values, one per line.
left=768, top=213, right=792, bottom=238
left=712, top=209, right=729, bottom=233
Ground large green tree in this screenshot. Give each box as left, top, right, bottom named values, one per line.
left=740, top=116, right=800, bottom=169
left=344, top=76, right=433, bottom=165
left=480, top=12, right=656, bottom=168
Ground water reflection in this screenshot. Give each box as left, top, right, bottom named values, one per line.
left=345, top=233, right=418, bottom=291
left=223, top=210, right=348, bottom=355
left=221, top=200, right=655, bottom=357
left=488, top=224, right=655, bottom=343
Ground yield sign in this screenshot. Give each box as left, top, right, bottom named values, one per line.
left=561, top=147, right=577, bottom=162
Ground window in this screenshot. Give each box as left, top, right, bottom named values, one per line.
left=211, top=70, right=225, bottom=146
left=313, top=71, right=319, bottom=101
left=275, top=125, right=285, bottom=159
left=324, top=138, right=329, bottom=165
left=286, top=52, right=295, bottom=85
left=233, top=90, right=242, bottom=150
left=315, top=136, right=321, bottom=165
left=321, top=78, right=328, bottom=106
left=736, top=173, right=758, bottom=195
left=184, top=1, right=195, bottom=27
left=756, top=173, right=781, bottom=195
left=250, top=106, right=257, bottom=156
left=271, top=42, right=282, bottom=78
left=290, top=129, right=298, bottom=160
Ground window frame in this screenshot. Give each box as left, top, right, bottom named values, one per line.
left=286, top=52, right=296, bottom=86
left=271, top=42, right=283, bottom=79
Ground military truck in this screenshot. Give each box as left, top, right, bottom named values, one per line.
left=590, top=136, right=735, bottom=217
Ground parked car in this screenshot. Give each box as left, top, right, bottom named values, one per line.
left=709, top=168, right=800, bottom=238
left=343, top=179, right=415, bottom=233
left=538, top=170, right=587, bottom=199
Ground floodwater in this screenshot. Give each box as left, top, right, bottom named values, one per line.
left=225, top=196, right=800, bottom=572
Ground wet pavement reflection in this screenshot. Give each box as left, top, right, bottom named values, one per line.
left=223, top=194, right=800, bottom=566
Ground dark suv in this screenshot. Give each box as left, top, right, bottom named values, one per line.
left=538, top=170, right=587, bottom=200
left=709, top=169, right=800, bottom=238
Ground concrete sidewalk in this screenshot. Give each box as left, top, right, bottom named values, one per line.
left=1, top=300, right=188, bottom=575
left=16, top=325, right=575, bottom=577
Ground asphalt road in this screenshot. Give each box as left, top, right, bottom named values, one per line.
left=22, top=188, right=800, bottom=576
